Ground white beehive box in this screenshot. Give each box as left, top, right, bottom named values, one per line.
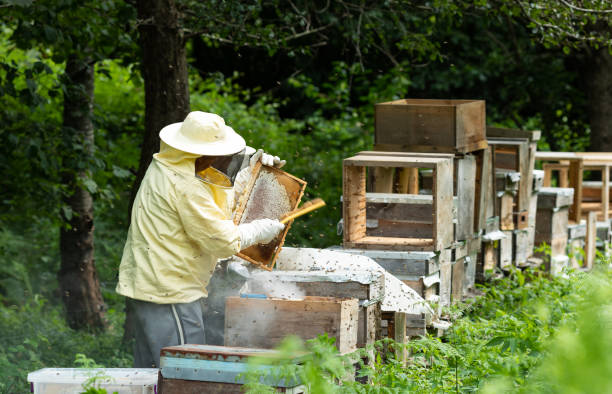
left=27, top=368, right=158, bottom=394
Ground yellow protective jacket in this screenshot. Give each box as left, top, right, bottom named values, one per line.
left=116, top=142, right=242, bottom=304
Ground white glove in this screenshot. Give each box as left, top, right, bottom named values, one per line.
left=238, top=218, right=285, bottom=249
left=233, top=166, right=251, bottom=199
left=250, top=148, right=286, bottom=168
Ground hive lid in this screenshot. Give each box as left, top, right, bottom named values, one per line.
left=27, top=368, right=158, bottom=384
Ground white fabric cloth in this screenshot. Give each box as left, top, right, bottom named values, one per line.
left=273, top=247, right=434, bottom=316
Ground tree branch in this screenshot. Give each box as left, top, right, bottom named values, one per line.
left=558, top=0, right=612, bottom=14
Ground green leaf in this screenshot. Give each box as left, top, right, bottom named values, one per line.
left=82, top=178, right=98, bottom=194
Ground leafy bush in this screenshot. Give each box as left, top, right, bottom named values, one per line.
left=244, top=261, right=612, bottom=393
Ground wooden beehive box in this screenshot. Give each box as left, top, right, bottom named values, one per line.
left=234, top=162, right=306, bottom=270
left=535, top=187, right=574, bottom=258
left=343, top=152, right=454, bottom=252
left=364, top=149, right=476, bottom=242
left=246, top=270, right=383, bottom=348
left=158, top=344, right=305, bottom=393
left=374, top=99, right=486, bottom=154
left=224, top=296, right=359, bottom=354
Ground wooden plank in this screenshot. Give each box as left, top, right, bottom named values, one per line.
left=158, top=378, right=304, bottom=394
left=500, top=193, right=515, bottom=231
left=224, top=296, right=359, bottom=354
left=585, top=211, right=597, bottom=270
left=474, top=148, right=491, bottom=232
left=408, top=168, right=419, bottom=194
left=345, top=236, right=434, bottom=251
left=568, top=159, right=583, bottom=222
left=343, top=165, right=366, bottom=244
left=439, top=249, right=452, bottom=306
left=452, top=247, right=467, bottom=303
left=234, top=162, right=307, bottom=270
left=483, top=241, right=498, bottom=273
left=365, top=192, right=434, bottom=204
left=517, top=141, right=530, bottom=213
left=456, top=156, right=476, bottom=240
left=373, top=167, right=394, bottom=193
left=603, top=166, right=610, bottom=221
left=568, top=238, right=585, bottom=269
left=393, top=312, right=407, bottom=365
left=537, top=187, right=574, bottom=209
left=486, top=126, right=541, bottom=142
left=434, top=159, right=454, bottom=250
left=357, top=302, right=381, bottom=347
left=345, top=154, right=446, bottom=168
left=499, top=230, right=513, bottom=269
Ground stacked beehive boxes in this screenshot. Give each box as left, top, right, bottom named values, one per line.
left=534, top=187, right=575, bottom=275
left=486, top=128, right=540, bottom=269
left=341, top=99, right=487, bottom=308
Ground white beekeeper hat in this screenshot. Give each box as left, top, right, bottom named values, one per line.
left=159, top=111, right=246, bottom=156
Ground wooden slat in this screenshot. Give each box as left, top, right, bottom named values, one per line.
left=568, top=159, right=583, bottom=222
left=456, top=155, right=476, bottom=240
left=585, top=212, right=597, bottom=270
left=373, top=167, right=394, bottom=193
left=434, top=159, right=454, bottom=249
left=343, top=165, right=366, bottom=243
left=345, top=154, right=445, bottom=168
left=603, top=166, right=610, bottom=221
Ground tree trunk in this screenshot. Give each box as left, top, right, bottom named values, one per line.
left=586, top=48, right=612, bottom=152
left=123, top=0, right=190, bottom=344
left=130, top=0, right=190, bottom=213
left=58, top=55, right=106, bottom=331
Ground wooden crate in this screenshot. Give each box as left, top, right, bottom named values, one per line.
left=234, top=162, right=306, bottom=270
left=225, top=296, right=359, bottom=354
left=158, top=344, right=304, bottom=393
left=343, top=152, right=454, bottom=251
left=367, top=149, right=476, bottom=241
left=535, top=188, right=574, bottom=260
left=374, top=99, right=487, bottom=153
left=245, top=270, right=384, bottom=348
left=488, top=137, right=532, bottom=230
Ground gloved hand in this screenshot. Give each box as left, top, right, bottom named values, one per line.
left=238, top=218, right=285, bottom=250
left=250, top=148, right=286, bottom=168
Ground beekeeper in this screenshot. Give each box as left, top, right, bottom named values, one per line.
left=116, top=111, right=285, bottom=368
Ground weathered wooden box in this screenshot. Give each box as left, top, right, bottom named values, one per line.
left=225, top=296, right=359, bottom=354
left=374, top=99, right=487, bottom=153
left=158, top=344, right=304, bottom=393
left=245, top=270, right=383, bottom=348
left=234, top=162, right=306, bottom=270
left=535, top=188, right=574, bottom=258
left=343, top=152, right=454, bottom=251
left=367, top=149, right=477, bottom=241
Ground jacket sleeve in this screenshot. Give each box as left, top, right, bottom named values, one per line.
left=175, top=179, right=242, bottom=258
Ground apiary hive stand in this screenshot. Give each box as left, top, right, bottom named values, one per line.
left=234, top=162, right=307, bottom=270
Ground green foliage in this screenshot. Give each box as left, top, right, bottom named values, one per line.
left=190, top=71, right=370, bottom=247
left=0, top=296, right=130, bottom=393
left=243, top=261, right=612, bottom=393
